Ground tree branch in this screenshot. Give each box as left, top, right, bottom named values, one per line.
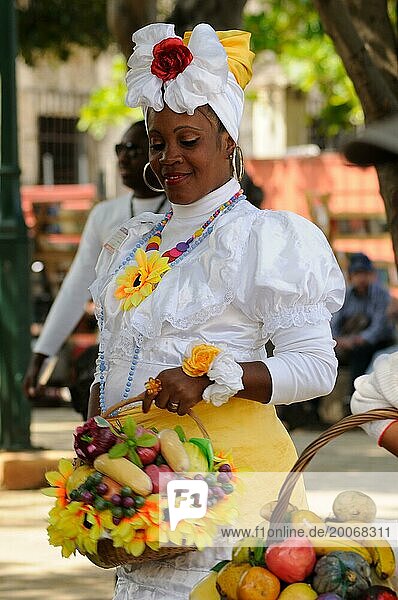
left=313, top=0, right=398, bottom=121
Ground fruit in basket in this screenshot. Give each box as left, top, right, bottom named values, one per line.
left=232, top=538, right=264, bottom=565
left=289, top=509, right=324, bottom=530
left=332, top=490, right=377, bottom=523
left=216, top=562, right=251, bottom=600
left=184, top=441, right=209, bottom=472
left=312, top=536, right=373, bottom=564
left=364, top=585, right=398, bottom=599
left=312, top=551, right=371, bottom=598
left=189, top=571, right=221, bottom=599
left=265, top=537, right=316, bottom=583
left=237, top=566, right=280, bottom=600
left=144, top=464, right=174, bottom=494
left=136, top=446, right=159, bottom=465
left=93, top=454, right=153, bottom=496
left=259, top=500, right=297, bottom=522
left=136, top=428, right=160, bottom=465
left=74, top=417, right=118, bottom=461
left=368, top=540, right=396, bottom=580
left=159, top=429, right=190, bottom=471
left=277, top=582, right=318, bottom=599
left=65, top=465, right=95, bottom=497
left=96, top=475, right=121, bottom=500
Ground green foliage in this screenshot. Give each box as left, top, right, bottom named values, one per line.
left=244, top=0, right=363, bottom=136
left=17, top=0, right=111, bottom=65
left=77, top=55, right=142, bottom=140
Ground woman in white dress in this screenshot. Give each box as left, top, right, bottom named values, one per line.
left=87, top=23, right=345, bottom=599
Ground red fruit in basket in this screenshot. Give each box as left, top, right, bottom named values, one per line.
left=265, top=537, right=316, bottom=583
left=144, top=464, right=161, bottom=493
left=136, top=446, right=159, bottom=465
left=145, top=464, right=174, bottom=493
left=364, top=586, right=398, bottom=599
left=158, top=464, right=174, bottom=492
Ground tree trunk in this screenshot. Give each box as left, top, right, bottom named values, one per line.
left=168, top=0, right=247, bottom=36
left=107, top=0, right=157, bottom=60
left=313, top=0, right=398, bottom=270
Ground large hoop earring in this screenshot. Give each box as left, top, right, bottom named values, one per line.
left=231, top=145, right=244, bottom=182
left=143, top=162, right=164, bottom=193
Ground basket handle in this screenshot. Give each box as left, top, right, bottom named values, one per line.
left=269, top=407, right=398, bottom=529
left=101, top=392, right=210, bottom=439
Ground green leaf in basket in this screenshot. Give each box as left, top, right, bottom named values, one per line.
left=108, top=442, right=129, bottom=458
left=122, top=416, right=137, bottom=439
left=210, top=560, right=230, bottom=573
left=136, top=433, right=158, bottom=447
left=253, top=544, right=265, bottom=565
left=127, top=447, right=143, bottom=468
left=94, top=416, right=111, bottom=428
left=188, top=438, right=214, bottom=470
left=174, top=425, right=186, bottom=443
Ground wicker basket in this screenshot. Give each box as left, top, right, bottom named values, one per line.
left=269, top=407, right=398, bottom=530
left=85, top=393, right=210, bottom=568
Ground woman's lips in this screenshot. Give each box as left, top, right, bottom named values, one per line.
left=163, top=173, right=190, bottom=186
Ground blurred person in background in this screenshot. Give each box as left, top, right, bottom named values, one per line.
left=23, top=120, right=168, bottom=417
left=332, top=251, right=395, bottom=405
left=343, top=112, right=398, bottom=457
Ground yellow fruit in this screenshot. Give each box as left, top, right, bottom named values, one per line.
left=189, top=571, right=221, bottom=600
left=216, top=562, right=251, bottom=600
left=260, top=500, right=297, bottom=522
left=159, top=429, right=190, bottom=472
left=278, top=583, right=317, bottom=599
left=93, top=454, right=152, bottom=496
left=312, top=536, right=373, bottom=564
left=237, top=566, right=280, bottom=600
left=65, top=465, right=95, bottom=497
left=289, top=510, right=324, bottom=533
left=232, top=538, right=263, bottom=565
left=368, top=539, right=396, bottom=579
left=332, top=490, right=377, bottom=522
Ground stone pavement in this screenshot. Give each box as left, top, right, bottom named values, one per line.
left=1, top=405, right=397, bottom=600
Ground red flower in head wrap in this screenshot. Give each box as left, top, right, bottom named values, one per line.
left=151, top=37, right=193, bottom=82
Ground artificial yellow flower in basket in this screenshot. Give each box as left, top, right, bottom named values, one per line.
left=43, top=379, right=239, bottom=569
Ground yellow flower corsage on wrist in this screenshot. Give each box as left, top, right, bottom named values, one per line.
left=182, top=343, right=221, bottom=377
left=182, top=342, right=244, bottom=407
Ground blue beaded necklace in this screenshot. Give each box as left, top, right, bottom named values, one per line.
left=98, top=191, right=245, bottom=413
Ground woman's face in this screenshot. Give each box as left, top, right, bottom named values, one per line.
left=147, top=106, right=234, bottom=204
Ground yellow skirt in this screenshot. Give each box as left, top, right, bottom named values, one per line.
left=122, top=397, right=307, bottom=522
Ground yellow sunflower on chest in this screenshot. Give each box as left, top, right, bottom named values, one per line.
left=114, top=248, right=170, bottom=311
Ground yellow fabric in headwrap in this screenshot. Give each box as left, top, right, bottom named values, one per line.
left=183, top=30, right=254, bottom=90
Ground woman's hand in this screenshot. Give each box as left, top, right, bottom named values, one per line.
left=23, top=352, right=48, bottom=398
left=142, top=367, right=210, bottom=416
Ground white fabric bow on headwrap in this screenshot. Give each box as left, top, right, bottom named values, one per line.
left=126, top=23, right=245, bottom=142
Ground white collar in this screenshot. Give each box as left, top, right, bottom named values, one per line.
left=170, top=178, right=241, bottom=219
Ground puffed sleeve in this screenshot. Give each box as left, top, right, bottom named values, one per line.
left=236, top=210, right=346, bottom=404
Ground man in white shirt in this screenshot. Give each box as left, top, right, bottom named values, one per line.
left=23, top=120, right=167, bottom=406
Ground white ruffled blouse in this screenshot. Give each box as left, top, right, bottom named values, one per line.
left=91, top=178, right=345, bottom=409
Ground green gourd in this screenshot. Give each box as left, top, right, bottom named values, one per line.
left=312, top=551, right=371, bottom=599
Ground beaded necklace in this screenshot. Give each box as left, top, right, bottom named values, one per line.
left=98, top=190, right=244, bottom=413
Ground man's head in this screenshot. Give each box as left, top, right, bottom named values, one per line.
left=348, top=253, right=375, bottom=294
left=116, top=120, right=154, bottom=196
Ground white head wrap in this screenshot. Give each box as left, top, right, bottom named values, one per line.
left=126, top=23, right=245, bottom=142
